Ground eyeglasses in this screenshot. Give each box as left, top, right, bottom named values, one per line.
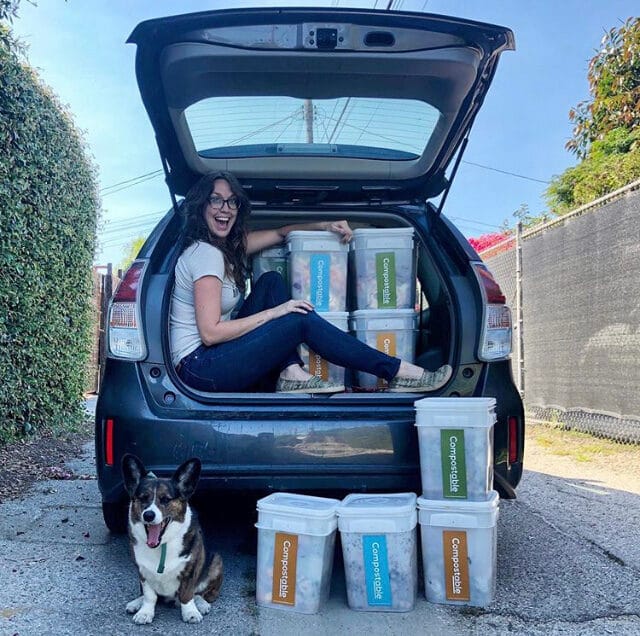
left=207, top=194, right=240, bottom=211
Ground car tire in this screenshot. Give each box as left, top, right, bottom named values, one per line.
left=102, top=501, right=128, bottom=534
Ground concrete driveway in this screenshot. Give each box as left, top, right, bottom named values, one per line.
left=1, top=414, right=640, bottom=635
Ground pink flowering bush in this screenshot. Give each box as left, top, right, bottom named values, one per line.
left=468, top=232, right=513, bottom=255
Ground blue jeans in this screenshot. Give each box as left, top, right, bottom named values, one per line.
left=178, top=271, right=401, bottom=392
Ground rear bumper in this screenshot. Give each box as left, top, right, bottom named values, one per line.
left=95, top=359, right=524, bottom=503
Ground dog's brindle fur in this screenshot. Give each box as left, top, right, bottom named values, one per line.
left=122, top=455, right=223, bottom=624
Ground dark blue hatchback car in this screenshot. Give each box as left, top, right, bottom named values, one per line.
left=96, top=6, right=524, bottom=532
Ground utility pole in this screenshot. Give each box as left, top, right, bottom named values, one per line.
left=304, top=99, right=314, bottom=143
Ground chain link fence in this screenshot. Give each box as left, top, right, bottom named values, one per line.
left=481, top=180, right=640, bottom=443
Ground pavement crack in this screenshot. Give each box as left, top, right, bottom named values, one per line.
left=485, top=609, right=640, bottom=626
left=514, top=500, right=635, bottom=571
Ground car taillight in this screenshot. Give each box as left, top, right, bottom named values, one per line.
left=473, top=263, right=512, bottom=361
left=105, top=418, right=114, bottom=466
left=508, top=415, right=518, bottom=465
left=107, top=260, right=147, bottom=360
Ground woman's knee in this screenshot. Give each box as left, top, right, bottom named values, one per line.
left=256, top=270, right=285, bottom=288
left=255, top=270, right=289, bottom=303
left=277, top=310, right=310, bottom=336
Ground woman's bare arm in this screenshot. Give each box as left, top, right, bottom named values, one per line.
left=246, top=220, right=352, bottom=255
left=193, top=276, right=313, bottom=346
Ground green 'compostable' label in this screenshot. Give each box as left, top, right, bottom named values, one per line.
left=376, top=252, right=397, bottom=308
left=441, top=429, right=467, bottom=498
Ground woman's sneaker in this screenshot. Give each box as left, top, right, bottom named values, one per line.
left=276, top=376, right=345, bottom=394
left=387, top=365, right=452, bottom=393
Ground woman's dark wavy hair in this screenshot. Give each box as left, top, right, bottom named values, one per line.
left=180, top=171, right=250, bottom=291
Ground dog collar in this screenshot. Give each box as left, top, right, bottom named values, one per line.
left=157, top=543, right=167, bottom=574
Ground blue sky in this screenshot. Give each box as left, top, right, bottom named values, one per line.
left=11, top=0, right=639, bottom=266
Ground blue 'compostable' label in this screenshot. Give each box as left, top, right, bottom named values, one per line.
left=363, top=535, right=392, bottom=606
left=309, top=254, right=330, bottom=311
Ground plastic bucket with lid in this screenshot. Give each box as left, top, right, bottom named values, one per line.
left=417, top=491, right=499, bottom=607
left=287, top=231, right=349, bottom=312
left=252, top=245, right=289, bottom=284
left=351, top=228, right=416, bottom=310
left=349, top=309, right=417, bottom=389
left=255, top=492, right=339, bottom=614
left=336, top=492, right=418, bottom=612
left=299, top=311, right=349, bottom=385
left=414, top=397, right=496, bottom=500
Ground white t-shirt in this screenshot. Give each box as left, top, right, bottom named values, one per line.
left=169, top=241, right=240, bottom=366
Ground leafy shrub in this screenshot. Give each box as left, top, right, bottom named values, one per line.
left=0, top=27, right=99, bottom=444
left=566, top=18, right=640, bottom=159
left=546, top=128, right=640, bottom=214
left=547, top=18, right=640, bottom=214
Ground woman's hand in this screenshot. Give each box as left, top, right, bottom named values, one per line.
left=270, top=299, right=315, bottom=319
left=324, top=220, right=353, bottom=243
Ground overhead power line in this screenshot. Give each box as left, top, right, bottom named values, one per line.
left=100, top=169, right=163, bottom=194
left=102, top=209, right=169, bottom=228
left=100, top=171, right=164, bottom=197
left=461, top=160, right=550, bottom=185
left=448, top=216, right=503, bottom=230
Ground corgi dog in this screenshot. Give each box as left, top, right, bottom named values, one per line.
left=121, top=454, right=223, bottom=624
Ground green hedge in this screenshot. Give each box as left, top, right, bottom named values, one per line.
left=0, top=26, right=99, bottom=444
left=546, top=128, right=640, bottom=215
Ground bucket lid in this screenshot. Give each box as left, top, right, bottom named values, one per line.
left=311, top=311, right=349, bottom=321
left=337, top=493, right=417, bottom=533
left=256, top=492, right=340, bottom=535
left=350, top=309, right=417, bottom=319
left=352, top=228, right=414, bottom=237
left=417, top=490, right=499, bottom=529
left=414, top=397, right=496, bottom=414
left=286, top=230, right=348, bottom=243
left=286, top=230, right=350, bottom=253
left=257, top=492, right=340, bottom=518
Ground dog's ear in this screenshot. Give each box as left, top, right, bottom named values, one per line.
left=172, top=458, right=201, bottom=501
left=122, top=454, right=147, bottom=497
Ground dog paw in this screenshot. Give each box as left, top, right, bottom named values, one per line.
left=126, top=596, right=144, bottom=614
left=194, top=595, right=211, bottom=615
left=132, top=608, right=155, bottom=625
left=181, top=600, right=203, bottom=624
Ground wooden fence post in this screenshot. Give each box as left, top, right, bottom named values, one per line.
left=97, top=263, right=114, bottom=391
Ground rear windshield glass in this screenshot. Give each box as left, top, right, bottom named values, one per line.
left=184, top=96, right=440, bottom=160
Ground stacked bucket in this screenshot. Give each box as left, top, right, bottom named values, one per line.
left=415, top=397, right=499, bottom=607
left=253, top=231, right=351, bottom=385
left=287, top=231, right=350, bottom=385
left=251, top=245, right=290, bottom=285
left=349, top=228, right=417, bottom=389
left=255, top=493, right=340, bottom=613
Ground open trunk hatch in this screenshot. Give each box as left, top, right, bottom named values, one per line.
left=129, top=7, right=514, bottom=203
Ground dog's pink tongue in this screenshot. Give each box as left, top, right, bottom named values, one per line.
left=146, top=524, right=163, bottom=548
